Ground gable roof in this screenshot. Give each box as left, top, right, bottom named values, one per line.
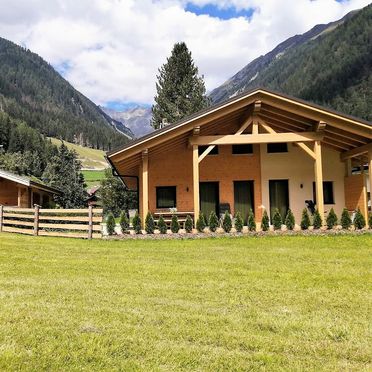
left=0, top=169, right=62, bottom=195
left=107, top=87, right=372, bottom=161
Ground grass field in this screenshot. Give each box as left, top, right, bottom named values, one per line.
left=50, top=138, right=107, bottom=170
left=82, top=169, right=106, bottom=188
left=0, top=233, right=371, bottom=371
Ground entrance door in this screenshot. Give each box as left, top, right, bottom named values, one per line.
left=234, top=181, right=254, bottom=224
left=200, top=182, right=219, bottom=220
left=269, top=180, right=289, bottom=222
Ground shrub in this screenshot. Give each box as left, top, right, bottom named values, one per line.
left=234, top=212, right=243, bottom=233
left=369, top=213, right=372, bottom=229
left=261, top=210, right=270, bottom=232
left=132, top=212, right=142, bottom=234
left=300, top=208, right=310, bottom=230
left=247, top=209, right=256, bottom=231
left=341, top=208, right=352, bottom=230
left=326, top=208, right=338, bottom=229
left=119, top=211, right=129, bottom=234
left=184, top=215, right=193, bottom=233
left=285, top=209, right=295, bottom=230
left=106, top=213, right=116, bottom=236
left=272, top=209, right=282, bottom=230
left=196, top=212, right=206, bottom=233
left=145, top=212, right=155, bottom=234
left=208, top=211, right=219, bottom=232
left=312, top=209, right=322, bottom=230
left=222, top=211, right=232, bottom=233
left=170, top=214, right=180, bottom=233
left=157, top=215, right=167, bottom=234
left=353, top=208, right=366, bottom=230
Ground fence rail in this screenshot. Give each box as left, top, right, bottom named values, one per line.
left=0, top=205, right=103, bottom=239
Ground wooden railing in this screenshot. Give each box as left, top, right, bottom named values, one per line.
left=0, top=205, right=103, bottom=239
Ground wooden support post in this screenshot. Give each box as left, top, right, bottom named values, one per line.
left=141, top=150, right=148, bottom=228
left=33, top=204, right=40, bottom=236
left=345, top=158, right=352, bottom=177
left=17, top=187, right=21, bottom=207
left=369, top=148, right=372, bottom=215
left=88, top=205, right=93, bottom=240
left=314, top=141, right=324, bottom=223
left=193, top=144, right=200, bottom=226
left=0, top=205, right=3, bottom=233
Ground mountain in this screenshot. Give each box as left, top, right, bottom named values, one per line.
left=101, top=106, right=153, bottom=138
left=209, top=6, right=372, bottom=121
left=0, top=36, right=133, bottom=150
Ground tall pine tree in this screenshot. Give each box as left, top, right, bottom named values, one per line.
left=151, top=42, right=209, bottom=129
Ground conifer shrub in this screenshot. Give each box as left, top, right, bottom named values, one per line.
left=247, top=209, right=256, bottom=231
left=196, top=212, right=206, bottom=233
left=234, top=212, right=244, bottom=233
left=208, top=211, right=219, bottom=232
left=284, top=209, right=295, bottom=230
left=106, top=213, right=116, bottom=236
left=222, top=211, right=232, bottom=233
left=184, top=215, right=193, bottom=233
left=145, top=212, right=155, bottom=234
left=119, top=211, right=129, bottom=234
left=369, top=213, right=372, bottom=229
left=340, top=208, right=352, bottom=230
left=157, top=215, right=167, bottom=234
left=132, top=212, right=142, bottom=234
left=170, top=214, right=180, bottom=233
left=300, top=208, right=310, bottom=230
left=312, top=209, right=322, bottom=230
left=353, top=208, right=366, bottom=230
left=326, top=208, right=338, bottom=229
left=261, top=210, right=270, bottom=232
left=272, top=209, right=282, bottom=230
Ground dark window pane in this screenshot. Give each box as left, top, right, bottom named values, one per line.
left=312, top=181, right=334, bottom=204
left=156, top=186, right=176, bottom=208
left=198, top=145, right=218, bottom=156
left=232, top=144, right=253, bottom=154
left=267, top=143, right=288, bottom=153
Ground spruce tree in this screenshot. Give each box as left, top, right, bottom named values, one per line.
left=145, top=212, right=155, bottom=234
left=353, top=208, right=366, bottom=230
left=261, top=210, right=270, bottom=232
left=106, top=213, right=116, bottom=236
left=184, top=215, right=193, bottom=233
left=247, top=209, right=256, bottom=232
left=326, top=208, right=338, bottom=229
left=119, top=211, right=129, bottom=234
left=272, top=209, right=282, bottom=230
left=313, top=209, right=322, bottom=230
left=157, top=215, right=167, bottom=234
left=171, top=214, right=180, bottom=233
left=132, top=212, right=142, bottom=234
left=208, top=211, right=219, bottom=232
left=369, top=213, right=372, bottom=229
left=285, top=209, right=295, bottom=230
left=340, top=208, right=352, bottom=230
left=300, top=208, right=311, bottom=230
left=222, top=211, right=232, bottom=233
left=196, top=213, right=206, bottom=233
left=151, top=42, right=209, bottom=129
left=234, top=212, right=243, bottom=233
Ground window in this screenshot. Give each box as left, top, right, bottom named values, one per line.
left=156, top=186, right=176, bottom=209
left=198, top=145, right=218, bottom=156
left=267, top=143, right=288, bottom=153
left=232, top=144, right=253, bottom=154
left=312, top=181, right=334, bottom=204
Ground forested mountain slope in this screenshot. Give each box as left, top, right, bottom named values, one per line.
left=0, top=37, right=132, bottom=150
left=210, top=5, right=372, bottom=121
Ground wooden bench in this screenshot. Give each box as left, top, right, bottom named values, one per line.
left=153, top=211, right=194, bottom=226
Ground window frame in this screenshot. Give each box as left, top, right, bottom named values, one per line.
left=198, top=145, right=219, bottom=156
left=156, top=186, right=177, bottom=209
left=232, top=144, right=253, bottom=155
left=267, top=143, right=288, bottom=153
left=312, top=181, right=335, bottom=205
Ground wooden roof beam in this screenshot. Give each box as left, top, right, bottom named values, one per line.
left=340, top=142, right=372, bottom=161
left=313, top=121, right=327, bottom=132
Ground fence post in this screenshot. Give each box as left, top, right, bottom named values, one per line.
left=33, top=204, right=40, bottom=236
left=0, top=205, right=3, bottom=233
left=88, top=205, right=93, bottom=240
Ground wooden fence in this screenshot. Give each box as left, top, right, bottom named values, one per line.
left=0, top=205, right=103, bottom=239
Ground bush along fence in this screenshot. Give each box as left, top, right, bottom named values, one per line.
left=0, top=205, right=103, bottom=239
left=104, top=207, right=372, bottom=237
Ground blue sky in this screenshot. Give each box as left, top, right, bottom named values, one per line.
left=1, top=0, right=369, bottom=110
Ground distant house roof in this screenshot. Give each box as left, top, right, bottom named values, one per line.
left=0, top=169, right=62, bottom=195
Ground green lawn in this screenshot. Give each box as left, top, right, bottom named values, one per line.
left=0, top=233, right=371, bottom=371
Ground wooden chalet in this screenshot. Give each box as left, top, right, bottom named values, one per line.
left=106, top=88, right=372, bottom=227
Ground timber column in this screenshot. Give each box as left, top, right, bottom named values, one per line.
left=314, top=140, right=324, bottom=222
left=368, top=147, right=372, bottom=217
left=193, top=144, right=199, bottom=226
left=141, top=149, right=149, bottom=228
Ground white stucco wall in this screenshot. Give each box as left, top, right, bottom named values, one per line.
left=260, top=143, right=345, bottom=223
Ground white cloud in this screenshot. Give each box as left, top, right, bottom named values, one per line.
left=0, top=0, right=369, bottom=105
